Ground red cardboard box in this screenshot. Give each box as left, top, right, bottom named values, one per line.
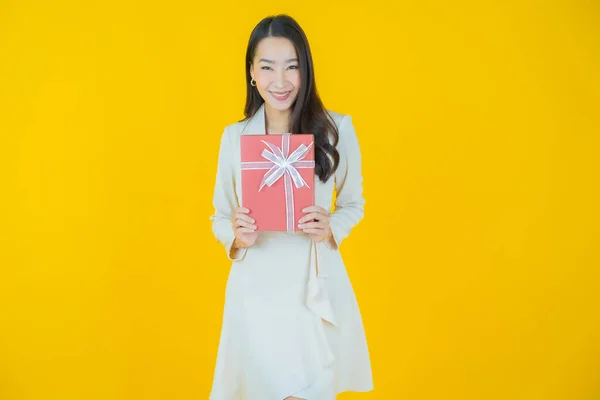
left=241, top=133, right=315, bottom=232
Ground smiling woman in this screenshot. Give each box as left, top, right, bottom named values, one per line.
left=208, top=14, right=374, bottom=400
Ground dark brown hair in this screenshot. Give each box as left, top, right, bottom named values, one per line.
left=240, top=14, right=340, bottom=183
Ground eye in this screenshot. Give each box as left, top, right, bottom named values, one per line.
left=288, top=65, right=298, bottom=70
left=261, top=66, right=272, bottom=70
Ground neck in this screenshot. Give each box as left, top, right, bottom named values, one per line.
left=264, top=103, right=291, bottom=134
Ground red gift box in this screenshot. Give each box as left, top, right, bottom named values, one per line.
left=241, top=133, right=315, bottom=232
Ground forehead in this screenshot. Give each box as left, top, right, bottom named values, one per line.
left=255, top=37, right=297, bottom=60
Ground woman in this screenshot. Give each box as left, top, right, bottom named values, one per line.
left=209, top=14, right=373, bottom=400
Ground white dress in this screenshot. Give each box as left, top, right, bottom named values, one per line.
left=209, top=102, right=373, bottom=400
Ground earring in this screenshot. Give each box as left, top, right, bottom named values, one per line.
left=250, top=78, right=257, bottom=87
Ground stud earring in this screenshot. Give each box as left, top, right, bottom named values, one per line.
left=250, top=78, right=257, bottom=87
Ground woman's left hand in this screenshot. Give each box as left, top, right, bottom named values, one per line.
left=298, top=206, right=333, bottom=243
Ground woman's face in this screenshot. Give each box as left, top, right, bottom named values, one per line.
left=250, top=37, right=300, bottom=112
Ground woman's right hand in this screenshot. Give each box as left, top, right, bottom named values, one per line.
left=231, top=207, right=258, bottom=248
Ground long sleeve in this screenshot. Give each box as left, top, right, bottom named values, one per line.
left=325, top=115, right=366, bottom=251
left=209, top=125, right=247, bottom=261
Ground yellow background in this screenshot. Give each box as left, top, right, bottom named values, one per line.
left=1, top=0, right=599, bottom=399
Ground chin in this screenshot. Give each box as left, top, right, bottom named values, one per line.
left=264, top=102, right=284, bottom=112
left=267, top=97, right=298, bottom=112
left=271, top=102, right=292, bottom=111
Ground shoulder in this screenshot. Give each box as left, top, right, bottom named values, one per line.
left=325, top=108, right=346, bottom=128
left=222, top=119, right=247, bottom=139
left=218, top=118, right=250, bottom=149
left=325, top=109, right=358, bottom=151
left=326, top=108, right=356, bottom=136
left=324, top=109, right=356, bottom=153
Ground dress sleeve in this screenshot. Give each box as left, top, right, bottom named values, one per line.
left=209, top=125, right=248, bottom=261
left=325, top=115, right=366, bottom=251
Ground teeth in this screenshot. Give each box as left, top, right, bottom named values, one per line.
left=273, top=92, right=290, bottom=97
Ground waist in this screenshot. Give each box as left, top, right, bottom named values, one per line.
left=255, top=230, right=312, bottom=245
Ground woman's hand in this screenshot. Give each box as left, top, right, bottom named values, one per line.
left=231, top=207, right=258, bottom=248
left=298, top=206, right=334, bottom=243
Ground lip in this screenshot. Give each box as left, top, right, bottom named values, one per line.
left=270, top=91, right=291, bottom=101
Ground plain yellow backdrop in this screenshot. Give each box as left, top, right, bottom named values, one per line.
left=1, top=0, right=599, bottom=399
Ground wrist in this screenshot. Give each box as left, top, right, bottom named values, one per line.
left=326, top=229, right=335, bottom=245
left=233, top=237, right=247, bottom=249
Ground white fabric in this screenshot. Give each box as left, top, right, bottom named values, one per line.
left=209, top=102, right=374, bottom=399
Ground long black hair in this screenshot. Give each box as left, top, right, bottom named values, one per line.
left=240, top=14, right=340, bottom=183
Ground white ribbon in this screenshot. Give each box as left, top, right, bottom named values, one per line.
left=241, top=134, right=315, bottom=232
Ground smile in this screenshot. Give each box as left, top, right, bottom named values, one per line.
left=271, top=91, right=291, bottom=101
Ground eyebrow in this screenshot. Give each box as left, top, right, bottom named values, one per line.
left=258, top=58, right=298, bottom=64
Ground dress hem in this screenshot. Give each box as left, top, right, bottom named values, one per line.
left=208, top=385, right=374, bottom=400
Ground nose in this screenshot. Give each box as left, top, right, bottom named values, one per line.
left=274, top=68, right=287, bottom=88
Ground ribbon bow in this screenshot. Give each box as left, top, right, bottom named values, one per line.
left=257, top=138, right=314, bottom=191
